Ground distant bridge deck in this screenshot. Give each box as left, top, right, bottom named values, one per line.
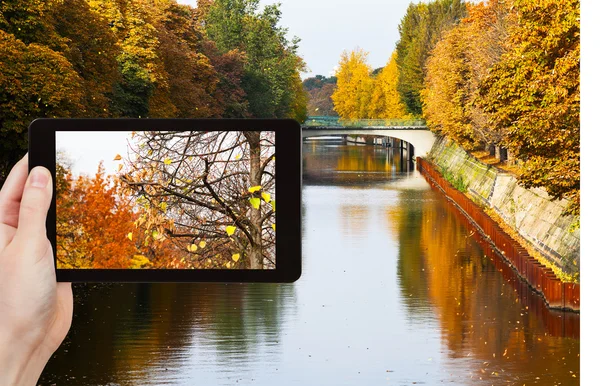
left=300, top=116, right=434, bottom=157
left=301, top=116, right=427, bottom=130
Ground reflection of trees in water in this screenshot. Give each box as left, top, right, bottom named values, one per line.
left=391, top=191, right=434, bottom=317
left=303, top=142, right=409, bottom=185
left=394, top=189, right=579, bottom=384
left=40, top=282, right=296, bottom=385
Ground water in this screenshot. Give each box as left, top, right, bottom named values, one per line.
left=40, top=143, right=579, bottom=385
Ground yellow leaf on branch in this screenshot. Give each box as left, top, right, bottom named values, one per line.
left=226, top=225, right=236, bottom=236
left=261, top=192, right=271, bottom=203
left=232, top=253, right=240, bottom=262
left=249, top=197, right=261, bottom=209
left=248, top=185, right=262, bottom=193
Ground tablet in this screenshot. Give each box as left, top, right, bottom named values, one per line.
left=28, top=119, right=301, bottom=282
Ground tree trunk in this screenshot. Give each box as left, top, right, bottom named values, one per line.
left=245, top=131, right=263, bottom=269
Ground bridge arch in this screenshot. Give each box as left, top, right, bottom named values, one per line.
left=301, top=128, right=436, bottom=158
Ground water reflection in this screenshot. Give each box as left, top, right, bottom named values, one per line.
left=41, top=143, right=578, bottom=385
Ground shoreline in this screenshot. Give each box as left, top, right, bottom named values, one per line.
left=417, top=157, right=580, bottom=312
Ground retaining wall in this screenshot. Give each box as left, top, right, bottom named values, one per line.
left=417, top=156, right=580, bottom=311
left=427, top=137, right=580, bottom=274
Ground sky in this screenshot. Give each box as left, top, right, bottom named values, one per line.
left=57, top=131, right=133, bottom=176
left=176, top=0, right=414, bottom=78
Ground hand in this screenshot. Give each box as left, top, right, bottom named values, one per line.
left=0, top=155, right=73, bottom=386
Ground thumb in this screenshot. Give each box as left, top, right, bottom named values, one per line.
left=14, top=167, right=53, bottom=249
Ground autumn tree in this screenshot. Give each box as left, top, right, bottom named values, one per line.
left=331, top=49, right=373, bottom=120
left=422, top=0, right=511, bottom=150
left=121, top=131, right=276, bottom=269
left=368, top=52, right=409, bottom=119
left=56, top=158, right=187, bottom=269
left=478, top=0, right=580, bottom=214
left=52, top=0, right=120, bottom=116
left=0, top=30, right=84, bottom=180
left=395, top=0, right=466, bottom=116
left=303, top=75, right=337, bottom=116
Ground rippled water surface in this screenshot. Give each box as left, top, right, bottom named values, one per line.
left=41, top=143, right=579, bottom=385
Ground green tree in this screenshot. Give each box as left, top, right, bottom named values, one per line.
left=206, top=0, right=306, bottom=120
left=395, top=0, right=466, bottom=116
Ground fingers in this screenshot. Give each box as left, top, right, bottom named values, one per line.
left=14, top=167, right=53, bottom=252
left=0, top=155, right=29, bottom=228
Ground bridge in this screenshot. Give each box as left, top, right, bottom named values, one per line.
left=301, top=116, right=435, bottom=157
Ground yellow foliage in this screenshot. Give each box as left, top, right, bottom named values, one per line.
left=332, top=49, right=373, bottom=120
left=369, top=52, right=409, bottom=119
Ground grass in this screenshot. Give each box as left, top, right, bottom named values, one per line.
left=439, top=165, right=469, bottom=193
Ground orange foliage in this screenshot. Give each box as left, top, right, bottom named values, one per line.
left=56, top=161, right=184, bottom=269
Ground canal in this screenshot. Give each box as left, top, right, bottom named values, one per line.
left=40, top=142, right=580, bottom=385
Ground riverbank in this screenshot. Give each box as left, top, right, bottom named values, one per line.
left=417, top=139, right=580, bottom=311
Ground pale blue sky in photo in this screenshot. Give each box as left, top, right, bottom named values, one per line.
left=57, top=131, right=133, bottom=176
left=177, top=0, right=414, bottom=78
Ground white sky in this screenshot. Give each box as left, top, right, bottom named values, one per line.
left=176, top=0, right=414, bottom=78
left=56, top=131, right=133, bottom=176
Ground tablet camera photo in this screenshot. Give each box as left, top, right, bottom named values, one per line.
left=55, top=130, right=276, bottom=270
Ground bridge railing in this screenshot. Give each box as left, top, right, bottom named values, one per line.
left=302, top=116, right=427, bottom=128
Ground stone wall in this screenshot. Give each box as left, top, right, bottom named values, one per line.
left=427, top=136, right=580, bottom=274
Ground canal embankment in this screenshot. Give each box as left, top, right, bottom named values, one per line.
left=417, top=137, right=580, bottom=311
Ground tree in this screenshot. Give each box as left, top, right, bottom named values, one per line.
left=52, top=0, right=120, bottom=117
left=331, top=48, right=373, bottom=120
left=395, top=0, right=466, bottom=116
left=368, top=52, right=409, bottom=119
left=121, top=130, right=276, bottom=269
left=303, top=77, right=337, bottom=116
left=0, top=30, right=84, bottom=181
left=56, top=159, right=186, bottom=269
left=206, top=0, right=306, bottom=119
left=478, top=0, right=580, bottom=213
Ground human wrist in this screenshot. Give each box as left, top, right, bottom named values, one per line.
left=0, top=338, right=49, bottom=386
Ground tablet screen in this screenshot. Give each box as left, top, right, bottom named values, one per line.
left=55, top=130, right=276, bottom=270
